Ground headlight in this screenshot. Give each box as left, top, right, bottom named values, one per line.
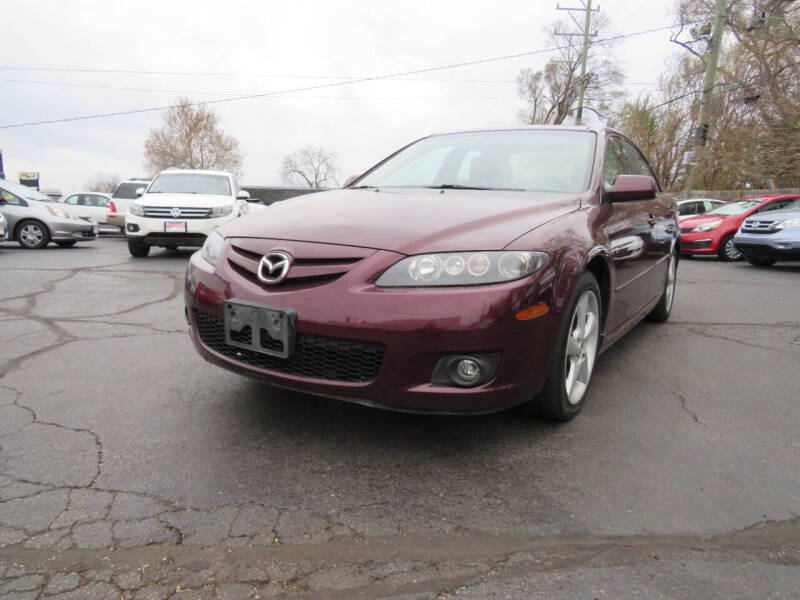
left=774, top=218, right=800, bottom=230
left=376, top=251, right=549, bottom=287
left=691, top=220, right=723, bottom=233
left=128, top=202, right=144, bottom=216
left=210, top=204, right=233, bottom=217
left=47, top=206, right=68, bottom=219
left=200, top=231, right=224, bottom=266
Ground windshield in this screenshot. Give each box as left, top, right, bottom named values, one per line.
left=113, top=182, right=148, bottom=199
left=148, top=174, right=231, bottom=195
left=708, top=200, right=763, bottom=215
left=0, top=180, right=52, bottom=201
left=354, top=130, right=597, bottom=194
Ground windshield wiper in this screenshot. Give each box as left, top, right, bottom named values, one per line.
left=426, top=184, right=524, bottom=191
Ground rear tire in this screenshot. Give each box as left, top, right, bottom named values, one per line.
left=55, top=241, right=77, bottom=248
left=646, top=247, right=678, bottom=323
left=16, top=220, right=50, bottom=249
left=718, top=234, right=742, bottom=261
left=530, top=272, right=602, bottom=422
left=745, top=256, right=777, bottom=267
left=128, top=238, right=150, bottom=257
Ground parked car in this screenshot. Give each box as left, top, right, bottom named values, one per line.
left=677, top=198, right=725, bottom=221
left=0, top=211, right=7, bottom=241
left=107, top=178, right=151, bottom=232
left=184, top=126, right=678, bottom=421
left=125, top=169, right=250, bottom=257
left=679, top=195, right=800, bottom=261
left=60, top=192, right=112, bottom=224
left=0, top=179, right=98, bottom=248
left=734, top=199, right=800, bottom=266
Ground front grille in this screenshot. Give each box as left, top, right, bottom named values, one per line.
left=144, top=233, right=206, bottom=247
left=226, top=242, right=368, bottom=291
left=143, top=206, right=211, bottom=218
left=741, top=219, right=775, bottom=234
left=680, top=227, right=693, bottom=234
left=194, top=310, right=385, bottom=383
left=686, top=240, right=712, bottom=250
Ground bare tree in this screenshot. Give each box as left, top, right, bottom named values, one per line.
left=518, top=18, right=624, bottom=124
left=84, top=173, right=121, bottom=193
left=281, top=146, right=339, bottom=188
left=144, top=97, right=243, bottom=176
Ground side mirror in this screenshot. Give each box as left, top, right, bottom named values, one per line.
left=343, top=175, right=359, bottom=188
left=236, top=190, right=250, bottom=200
left=135, top=187, right=145, bottom=197
left=605, top=175, right=656, bottom=202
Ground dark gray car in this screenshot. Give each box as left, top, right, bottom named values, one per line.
left=0, top=180, right=98, bottom=249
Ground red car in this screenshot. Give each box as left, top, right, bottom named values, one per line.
left=185, top=126, right=678, bottom=421
left=680, top=195, right=800, bottom=260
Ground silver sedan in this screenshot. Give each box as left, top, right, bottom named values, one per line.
left=0, top=180, right=98, bottom=249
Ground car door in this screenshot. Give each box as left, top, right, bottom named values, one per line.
left=600, top=136, right=664, bottom=330
left=63, top=194, right=89, bottom=220
left=88, top=194, right=110, bottom=223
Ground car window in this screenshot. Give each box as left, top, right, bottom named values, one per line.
left=113, top=182, right=146, bottom=199
left=65, top=195, right=80, bottom=205
left=708, top=200, right=762, bottom=215
left=620, top=138, right=655, bottom=179
left=1, top=189, right=28, bottom=206
left=148, top=173, right=231, bottom=195
left=0, top=180, right=51, bottom=202
left=356, top=130, right=597, bottom=194
left=756, top=199, right=793, bottom=213
left=703, top=201, right=718, bottom=212
left=678, top=202, right=696, bottom=216
left=602, top=137, right=629, bottom=186
left=92, top=195, right=110, bottom=207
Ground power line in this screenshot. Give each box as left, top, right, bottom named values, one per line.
left=0, top=24, right=678, bottom=130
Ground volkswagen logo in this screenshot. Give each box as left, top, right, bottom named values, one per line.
left=170, top=207, right=182, bottom=218
left=257, top=251, right=292, bottom=284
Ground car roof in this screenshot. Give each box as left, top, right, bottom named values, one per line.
left=155, top=169, right=233, bottom=177
left=678, top=198, right=724, bottom=204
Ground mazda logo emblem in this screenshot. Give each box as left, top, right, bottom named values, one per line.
left=171, top=207, right=182, bottom=218
left=257, top=251, right=292, bottom=284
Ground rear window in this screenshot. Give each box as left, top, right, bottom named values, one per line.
left=113, top=182, right=146, bottom=199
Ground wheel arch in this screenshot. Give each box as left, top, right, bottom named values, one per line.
left=14, top=217, right=52, bottom=239
left=583, top=249, right=612, bottom=333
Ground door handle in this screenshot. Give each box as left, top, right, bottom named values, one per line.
left=647, top=214, right=657, bottom=227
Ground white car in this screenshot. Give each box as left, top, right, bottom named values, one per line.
left=108, top=178, right=151, bottom=232
left=677, top=198, right=725, bottom=221
left=125, top=169, right=250, bottom=257
left=60, top=192, right=112, bottom=224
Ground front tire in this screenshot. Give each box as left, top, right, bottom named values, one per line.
left=646, top=247, right=678, bottom=323
left=16, top=220, right=50, bottom=249
left=532, top=272, right=602, bottom=422
left=718, top=234, right=742, bottom=261
left=745, top=256, right=776, bottom=267
left=128, top=238, right=150, bottom=257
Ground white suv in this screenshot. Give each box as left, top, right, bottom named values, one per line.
left=126, top=169, right=250, bottom=257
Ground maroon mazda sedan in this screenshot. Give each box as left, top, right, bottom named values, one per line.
left=185, top=126, right=678, bottom=420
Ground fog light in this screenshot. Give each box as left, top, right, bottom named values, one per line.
left=127, top=223, right=139, bottom=233
left=456, top=359, right=481, bottom=382
left=431, top=353, right=501, bottom=388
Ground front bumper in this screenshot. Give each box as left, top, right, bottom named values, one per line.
left=184, top=246, right=560, bottom=414
left=50, top=218, right=98, bottom=242
left=734, top=230, right=800, bottom=261
left=0, top=219, right=7, bottom=241
left=126, top=213, right=236, bottom=247
left=679, top=231, right=719, bottom=255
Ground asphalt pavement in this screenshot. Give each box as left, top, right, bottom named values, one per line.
left=1, top=238, right=798, bottom=599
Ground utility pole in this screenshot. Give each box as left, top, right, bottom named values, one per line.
left=556, top=1, right=599, bottom=125
left=685, top=0, right=727, bottom=191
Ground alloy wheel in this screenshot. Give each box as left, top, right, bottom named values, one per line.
left=724, top=237, right=742, bottom=260
left=664, top=251, right=677, bottom=311
left=564, top=290, right=600, bottom=405
left=20, top=224, right=44, bottom=248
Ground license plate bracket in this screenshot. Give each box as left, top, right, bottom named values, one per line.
left=223, top=300, right=296, bottom=359
left=165, top=221, right=187, bottom=233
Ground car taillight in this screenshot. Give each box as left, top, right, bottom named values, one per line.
left=109, top=201, right=117, bottom=214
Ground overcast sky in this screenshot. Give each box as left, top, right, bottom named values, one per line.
left=1, top=0, right=679, bottom=192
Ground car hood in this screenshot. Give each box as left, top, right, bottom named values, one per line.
left=220, top=188, right=580, bottom=254
left=681, top=213, right=734, bottom=228
left=138, top=193, right=233, bottom=207
left=747, top=208, right=800, bottom=221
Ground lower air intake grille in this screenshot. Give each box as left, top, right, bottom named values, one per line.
left=194, top=310, right=384, bottom=383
